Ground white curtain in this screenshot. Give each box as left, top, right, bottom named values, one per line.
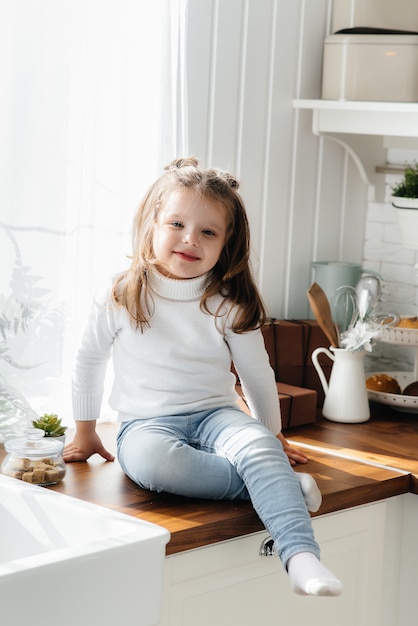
left=0, top=0, right=186, bottom=421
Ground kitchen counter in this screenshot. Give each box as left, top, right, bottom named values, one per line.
left=286, top=403, right=418, bottom=494
left=1, top=404, right=416, bottom=556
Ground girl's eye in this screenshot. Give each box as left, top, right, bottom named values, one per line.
left=202, top=229, right=216, bottom=237
left=171, top=221, right=183, bottom=228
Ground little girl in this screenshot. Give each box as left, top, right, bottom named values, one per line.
left=64, top=157, right=342, bottom=597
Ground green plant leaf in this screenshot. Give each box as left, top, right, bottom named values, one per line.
left=392, top=162, right=418, bottom=198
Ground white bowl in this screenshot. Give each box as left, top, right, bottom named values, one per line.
left=366, top=371, right=418, bottom=414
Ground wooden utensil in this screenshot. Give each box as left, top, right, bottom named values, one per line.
left=307, top=282, right=339, bottom=348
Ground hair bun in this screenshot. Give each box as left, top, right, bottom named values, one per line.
left=164, top=157, right=240, bottom=190
left=166, top=157, right=199, bottom=171
left=223, top=172, right=239, bottom=189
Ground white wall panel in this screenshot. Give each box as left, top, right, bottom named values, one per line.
left=183, top=0, right=214, bottom=159
left=259, top=1, right=303, bottom=315
left=286, top=109, right=321, bottom=315
left=314, top=137, right=345, bottom=260
left=340, top=156, right=368, bottom=261
left=298, top=0, right=330, bottom=99
left=205, top=0, right=244, bottom=167
left=185, top=0, right=369, bottom=318
left=228, top=0, right=276, bottom=258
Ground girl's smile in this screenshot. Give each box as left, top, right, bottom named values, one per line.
left=175, top=250, right=200, bottom=261
left=153, top=188, right=227, bottom=279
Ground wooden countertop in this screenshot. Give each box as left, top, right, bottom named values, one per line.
left=1, top=404, right=416, bottom=556
left=285, top=404, right=418, bottom=494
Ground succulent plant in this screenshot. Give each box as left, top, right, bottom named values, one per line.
left=32, top=413, right=67, bottom=437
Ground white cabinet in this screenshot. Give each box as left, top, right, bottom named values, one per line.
left=397, top=493, right=418, bottom=626
left=157, top=499, right=407, bottom=626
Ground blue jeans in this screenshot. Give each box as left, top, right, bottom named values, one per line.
left=117, top=406, right=320, bottom=566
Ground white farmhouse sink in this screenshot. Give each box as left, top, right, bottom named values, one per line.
left=0, top=474, right=170, bottom=626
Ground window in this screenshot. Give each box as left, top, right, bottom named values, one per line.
left=0, top=0, right=186, bottom=423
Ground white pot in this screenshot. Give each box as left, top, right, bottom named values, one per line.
left=391, top=196, right=418, bottom=210
left=45, top=434, right=66, bottom=449
left=391, top=196, right=418, bottom=250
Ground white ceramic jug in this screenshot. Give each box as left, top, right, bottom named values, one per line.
left=312, top=347, right=370, bottom=423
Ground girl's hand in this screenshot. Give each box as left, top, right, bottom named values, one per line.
left=63, top=437, right=115, bottom=463
left=277, top=432, right=308, bottom=466
left=63, top=420, right=115, bottom=463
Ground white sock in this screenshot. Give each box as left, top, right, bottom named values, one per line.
left=297, top=472, right=322, bottom=512
left=287, top=552, right=343, bottom=596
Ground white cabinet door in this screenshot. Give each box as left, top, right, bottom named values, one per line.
left=397, top=493, right=418, bottom=626
left=157, top=502, right=392, bottom=626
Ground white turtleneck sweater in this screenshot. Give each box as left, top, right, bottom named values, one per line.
left=72, top=271, right=282, bottom=434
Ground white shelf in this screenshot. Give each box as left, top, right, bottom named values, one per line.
left=293, top=99, right=418, bottom=138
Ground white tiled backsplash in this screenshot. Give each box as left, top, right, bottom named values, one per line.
left=362, top=171, right=418, bottom=374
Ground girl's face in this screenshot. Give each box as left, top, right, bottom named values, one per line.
left=152, top=188, right=227, bottom=279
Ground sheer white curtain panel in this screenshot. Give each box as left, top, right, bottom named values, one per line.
left=0, top=0, right=184, bottom=421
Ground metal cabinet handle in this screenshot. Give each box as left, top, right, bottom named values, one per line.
left=259, top=536, right=276, bottom=557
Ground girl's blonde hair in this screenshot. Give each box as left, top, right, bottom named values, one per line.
left=112, top=157, right=267, bottom=333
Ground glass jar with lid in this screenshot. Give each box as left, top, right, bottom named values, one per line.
left=1, top=428, right=66, bottom=485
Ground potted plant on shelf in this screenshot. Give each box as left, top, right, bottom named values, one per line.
left=32, top=413, right=67, bottom=442
left=391, top=162, right=418, bottom=250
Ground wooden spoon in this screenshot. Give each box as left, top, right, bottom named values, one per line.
left=307, top=282, right=339, bottom=348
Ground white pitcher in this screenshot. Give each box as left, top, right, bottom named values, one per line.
left=312, top=347, right=370, bottom=423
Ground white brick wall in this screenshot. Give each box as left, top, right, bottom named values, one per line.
left=363, top=172, right=418, bottom=373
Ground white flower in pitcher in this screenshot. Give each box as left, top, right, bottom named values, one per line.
left=340, top=321, right=378, bottom=352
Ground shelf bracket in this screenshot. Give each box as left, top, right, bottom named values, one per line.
left=310, top=110, right=375, bottom=201
left=294, top=99, right=418, bottom=203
